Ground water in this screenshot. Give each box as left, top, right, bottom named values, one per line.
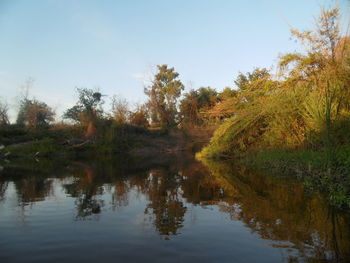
left=0, top=155, right=349, bottom=263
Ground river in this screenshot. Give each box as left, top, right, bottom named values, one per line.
left=0, top=155, right=349, bottom=262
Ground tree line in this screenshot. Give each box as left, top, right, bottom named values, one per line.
left=0, top=5, right=349, bottom=161
left=0, top=64, right=237, bottom=138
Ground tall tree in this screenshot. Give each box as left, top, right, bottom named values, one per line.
left=144, top=65, right=184, bottom=129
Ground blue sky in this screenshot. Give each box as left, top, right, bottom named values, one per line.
left=0, top=0, right=349, bottom=121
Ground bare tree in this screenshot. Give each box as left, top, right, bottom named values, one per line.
left=111, top=95, right=129, bottom=125
left=0, top=100, right=9, bottom=126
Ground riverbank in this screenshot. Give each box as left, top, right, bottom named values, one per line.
left=2, top=124, right=349, bottom=210
left=197, top=146, right=350, bottom=209
left=0, top=124, right=213, bottom=160
left=251, top=148, right=350, bottom=209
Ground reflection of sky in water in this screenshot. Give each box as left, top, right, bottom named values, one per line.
left=0, top=159, right=349, bottom=263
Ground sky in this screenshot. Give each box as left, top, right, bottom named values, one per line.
left=0, top=0, right=349, bottom=121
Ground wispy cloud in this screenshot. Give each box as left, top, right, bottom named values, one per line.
left=130, top=71, right=153, bottom=86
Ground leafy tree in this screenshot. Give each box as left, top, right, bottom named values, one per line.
left=17, top=99, right=55, bottom=129
left=180, top=87, right=218, bottom=125
left=64, top=88, right=103, bottom=137
left=219, top=87, right=238, bottom=100
left=129, top=104, right=149, bottom=128
left=64, top=88, right=103, bottom=122
left=234, top=68, right=270, bottom=91
left=179, top=89, right=200, bottom=125
left=144, top=65, right=184, bottom=129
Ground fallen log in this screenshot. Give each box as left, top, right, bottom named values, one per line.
left=71, top=140, right=91, bottom=148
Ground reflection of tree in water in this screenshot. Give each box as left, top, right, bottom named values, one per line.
left=0, top=181, right=8, bottom=201
left=144, top=170, right=186, bottom=236
left=63, top=167, right=104, bottom=220
left=111, top=177, right=130, bottom=209
left=180, top=162, right=229, bottom=205
left=0, top=174, right=54, bottom=226
left=13, top=176, right=53, bottom=205
left=202, top=159, right=350, bottom=263
left=2, top=157, right=349, bottom=262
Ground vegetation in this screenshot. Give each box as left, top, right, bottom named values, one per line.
left=193, top=6, right=350, bottom=208
left=179, top=87, right=219, bottom=126
left=0, top=100, right=10, bottom=126
left=64, top=87, right=104, bottom=138
left=0, top=5, right=349, bottom=208
left=17, top=98, right=55, bottom=129
left=144, top=64, right=184, bottom=129
left=198, top=7, right=350, bottom=159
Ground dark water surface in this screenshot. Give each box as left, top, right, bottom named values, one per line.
left=0, top=155, right=349, bottom=263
